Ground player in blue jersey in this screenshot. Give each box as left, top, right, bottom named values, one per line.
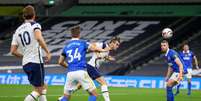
left=161, top=40, right=187, bottom=101
left=74, top=37, right=120, bottom=101
left=175, top=43, right=199, bottom=95
left=57, top=26, right=112, bottom=101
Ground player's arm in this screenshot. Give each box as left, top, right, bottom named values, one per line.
left=89, top=42, right=111, bottom=52
left=10, top=34, right=23, bottom=58
left=175, top=57, right=184, bottom=81
left=34, top=29, right=51, bottom=63
left=104, top=55, right=115, bottom=61
left=10, top=45, right=23, bottom=58
left=193, top=55, right=199, bottom=69
left=58, top=55, right=68, bottom=68
left=165, top=67, right=173, bottom=81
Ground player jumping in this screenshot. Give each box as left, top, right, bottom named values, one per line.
left=175, top=43, right=199, bottom=95
left=161, top=40, right=187, bottom=101
left=10, top=5, right=51, bottom=101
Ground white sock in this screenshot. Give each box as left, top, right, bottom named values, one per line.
left=101, top=85, right=110, bottom=101
left=38, top=89, right=47, bottom=101
left=24, top=91, right=39, bottom=101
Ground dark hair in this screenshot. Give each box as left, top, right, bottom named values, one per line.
left=23, top=5, right=35, bottom=20
left=161, top=40, right=169, bottom=44
left=70, top=26, right=80, bottom=38
left=110, top=36, right=120, bottom=43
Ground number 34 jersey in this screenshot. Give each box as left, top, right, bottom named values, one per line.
left=11, top=21, right=43, bottom=65
left=61, top=39, right=89, bottom=72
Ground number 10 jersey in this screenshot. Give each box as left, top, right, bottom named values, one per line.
left=11, top=21, right=43, bottom=65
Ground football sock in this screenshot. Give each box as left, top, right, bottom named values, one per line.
left=101, top=85, right=110, bottom=101
left=88, top=95, right=97, bottom=101
left=175, top=84, right=180, bottom=95
left=24, top=91, right=39, bottom=101
left=187, top=82, right=191, bottom=95
left=166, top=86, right=174, bottom=101
left=59, top=96, right=68, bottom=101
left=38, top=89, right=47, bottom=101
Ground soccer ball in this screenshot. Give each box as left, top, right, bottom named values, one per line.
left=162, top=28, right=173, bottom=39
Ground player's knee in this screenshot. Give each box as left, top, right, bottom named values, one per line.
left=88, top=90, right=98, bottom=96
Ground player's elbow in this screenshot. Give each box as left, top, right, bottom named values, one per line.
left=58, top=59, right=64, bottom=66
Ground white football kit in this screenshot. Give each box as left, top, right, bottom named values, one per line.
left=88, top=42, right=109, bottom=68
left=11, top=20, right=43, bottom=65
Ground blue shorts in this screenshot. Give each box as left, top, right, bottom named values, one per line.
left=23, top=63, right=45, bottom=87
left=86, top=64, right=102, bottom=80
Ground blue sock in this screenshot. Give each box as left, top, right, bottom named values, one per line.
left=60, top=96, right=68, bottom=101
left=188, top=82, right=191, bottom=94
left=176, top=84, right=181, bottom=93
left=166, top=87, right=174, bottom=101
left=88, top=95, right=97, bottom=101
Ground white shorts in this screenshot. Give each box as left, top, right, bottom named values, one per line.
left=184, top=68, right=192, bottom=79
left=64, top=70, right=96, bottom=94
left=169, top=72, right=180, bottom=82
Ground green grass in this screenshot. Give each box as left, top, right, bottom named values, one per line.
left=0, top=85, right=200, bottom=101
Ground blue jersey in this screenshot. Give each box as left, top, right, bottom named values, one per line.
left=61, top=39, right=89, bottom=72
left=165, top=49, right=187, bottom=73
left=179, top=51, right=194, bottom=68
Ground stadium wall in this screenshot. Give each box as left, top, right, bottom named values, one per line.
left=0, top=73, right=201, bottom=90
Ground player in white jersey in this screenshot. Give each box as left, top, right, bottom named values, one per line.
left=10, top=5, right=51, bottom=101
left=75, top=37, right=120, bottom=101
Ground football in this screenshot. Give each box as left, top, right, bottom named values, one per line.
left=162, top=28, right=173, bottom=39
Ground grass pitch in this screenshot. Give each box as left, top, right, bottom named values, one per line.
left=0, top=84, right=200, bottom=101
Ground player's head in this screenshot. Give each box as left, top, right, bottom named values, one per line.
left=70, top=26, right=80, bottom=38
left=161, top=40, right=169, bottom=52
left=109, top=37, right=120, bottom=50
left=183, top=43, right=189, bottom=52
left=22, top=5, right=36, bottom=20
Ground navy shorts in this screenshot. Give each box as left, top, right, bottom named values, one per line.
left=86, top=64, right=102, bottom=80
left=23, top=63, right=45, bottom=87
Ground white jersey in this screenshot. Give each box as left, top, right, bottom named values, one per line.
left=88, top=42, right=109, bottom=68
left=11, top=20, right=43, bottom=65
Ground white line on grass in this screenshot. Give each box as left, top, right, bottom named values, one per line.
left=0, top=93, right=132, bottom=98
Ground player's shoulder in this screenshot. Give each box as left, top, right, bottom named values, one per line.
left=169, top=49, right=178, bottom=55
left=30, top=21, right=41, bottom=30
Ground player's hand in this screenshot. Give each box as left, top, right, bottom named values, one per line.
left=45, top=52, right=51, bottom=63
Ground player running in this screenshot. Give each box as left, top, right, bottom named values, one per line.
left=58, top=26, right=111, bottom=101
left=10, top=5, right=51, bottom=101
left=161, top=40, right=187, bottom=101
left=175, top=43, right=199, bottom=95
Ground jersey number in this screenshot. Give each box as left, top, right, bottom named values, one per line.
left=19, top=31, right=31, bottom=47
left=67, top=48, right=81, bottom=63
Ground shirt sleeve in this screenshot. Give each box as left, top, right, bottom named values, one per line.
left=11, top=34, right=18, bottom=45
left=86, top=41, right=90, bottom=50
left=171, top=52, right=178, bottom=61
left=32, top=23, right=42, bottom=31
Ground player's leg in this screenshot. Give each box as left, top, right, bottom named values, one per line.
left=79, top=71, right=98, bottom=101
left=38, top=64, right=47, bottom=101
left=58, top=72, right=76, bottom=101
left=96, top=77, right=110, bottom=101
left=166, top=73, right=180, bottom=101
left=23, top=63, right=45, bottom=101
left=87, top=64, right=109, bottom=101
left=174, top=82, right=181, bottom=96
left=187, top=68, right=192, bottom=95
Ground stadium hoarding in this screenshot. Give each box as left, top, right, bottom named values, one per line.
left=79, top=0, right=201, bottom=4
left=62, top=5, right=201, bottom=17
left=0, top=73, right=200, bottom=90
